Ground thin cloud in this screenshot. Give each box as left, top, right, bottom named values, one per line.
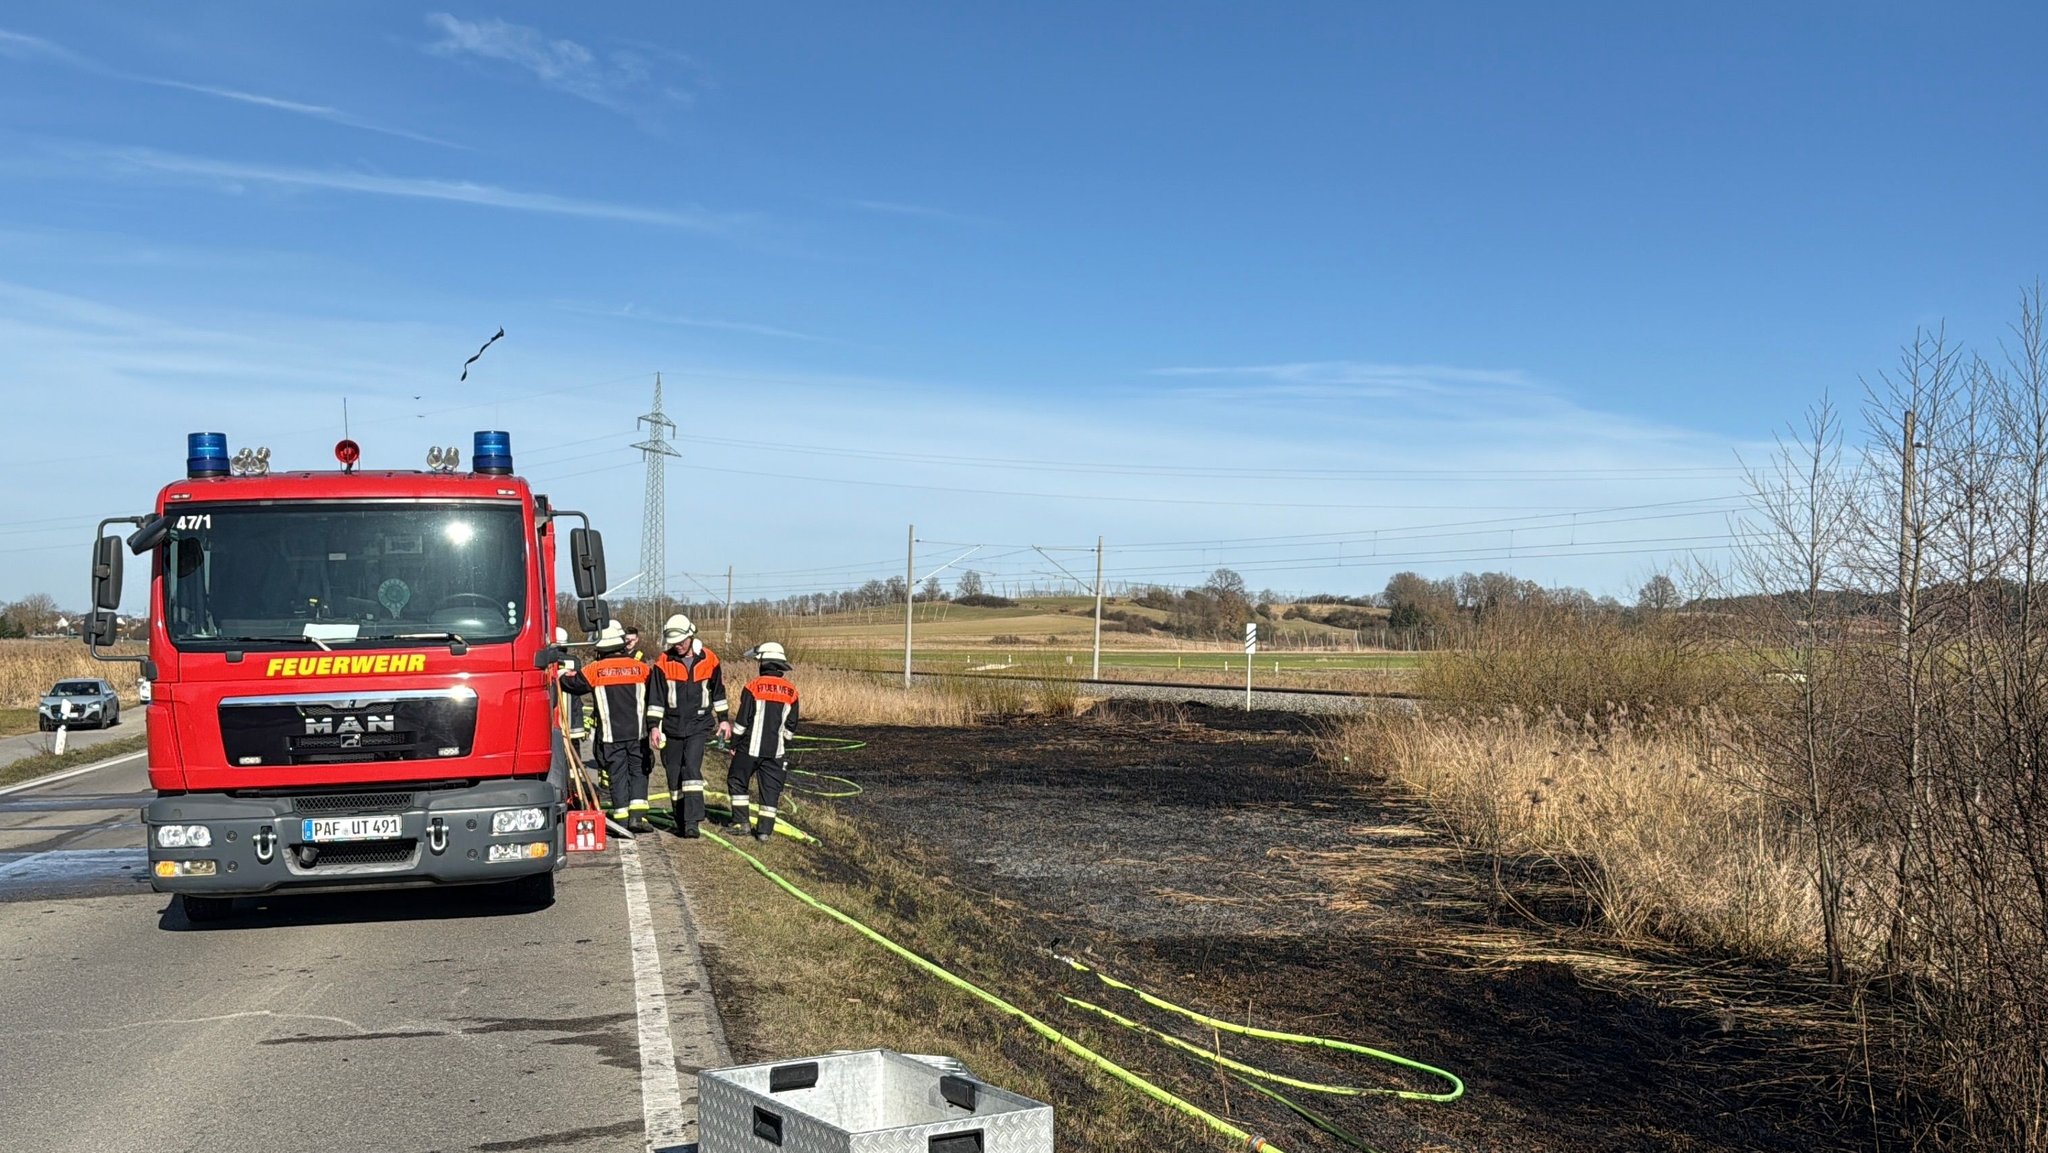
left=847, top=199, right=992, bottom=226
left=425, top=13, right=688, bottom=121
left=0, top=25, right=459, bottom=147
left=0, top=28, right=81, bottom=64
left=558, top=301, right=827, bottom=343
left=100, top=147, right=738, bottom=231
left=1149, top=361, right=1537, bottom=401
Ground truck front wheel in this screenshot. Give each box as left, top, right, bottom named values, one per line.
left=502, top=869, right=556, bottom=908
left=180, top=895, right=234, bottom=924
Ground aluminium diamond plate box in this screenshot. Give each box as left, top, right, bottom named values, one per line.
left=699, top=1049, right=1054, bottom=1153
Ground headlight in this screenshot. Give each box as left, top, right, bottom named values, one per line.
left=491, top=807, right=546, bottom=835
left=155, top=824, right=213, bottom=849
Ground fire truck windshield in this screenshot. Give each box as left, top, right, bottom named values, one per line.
left=164, top=502, right=529, bottom=650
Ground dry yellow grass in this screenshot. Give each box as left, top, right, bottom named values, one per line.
left=793, top=667, right=976, bottom=727
left=0, top=639, right=140, bottom=708
left=1335, top=708, right=1823, bottom=963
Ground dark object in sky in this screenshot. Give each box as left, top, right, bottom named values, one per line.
left=460, top=327, right=506, bottom=382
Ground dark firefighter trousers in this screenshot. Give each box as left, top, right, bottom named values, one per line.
left=726, top=750, right=788, bottom=836
left=660, top=731, right=710, bottom=832
left=593, top=737, right=649, bottom=817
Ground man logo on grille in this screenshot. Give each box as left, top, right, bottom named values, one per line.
left=305, top=714, right=397, bottom=736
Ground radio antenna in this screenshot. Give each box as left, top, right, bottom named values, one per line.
left=343, top=397, right=350, bottom=439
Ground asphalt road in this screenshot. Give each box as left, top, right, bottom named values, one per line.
left=0, top=732, right=730, bottom=1153
left=0, top=711, right=142, bottom=769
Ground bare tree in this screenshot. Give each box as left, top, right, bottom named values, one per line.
left=5, top=592, right=61, bottom=637
left=1736, top=395, right=1864, bottom=985
left=1635, top=574, right=1680, bottom=612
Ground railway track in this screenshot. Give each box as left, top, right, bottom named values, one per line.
left=831, top=667, right=1418, bottom=715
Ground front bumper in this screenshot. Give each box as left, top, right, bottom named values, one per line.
left=143, top=778, right=564, bottom=895
left=39, top=703, right=104, bottom=724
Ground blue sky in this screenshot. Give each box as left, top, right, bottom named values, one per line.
left=2, top=3, right=2043, bottom=609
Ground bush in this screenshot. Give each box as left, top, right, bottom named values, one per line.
left=1417, top=605, right=1748, bottom=719
left=954, top=594, right=1016, bottom=609
left=1320, top=607, right=1381, bottom=631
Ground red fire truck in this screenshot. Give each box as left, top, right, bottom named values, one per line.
left=84, top=431, right=614, bottom=923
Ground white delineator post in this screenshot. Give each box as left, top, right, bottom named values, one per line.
left=1091, top=535, right=1104, bottom=680
left=1244, top=621, right=1257, bottom=711
left=903, top=524, right=915, bottom=690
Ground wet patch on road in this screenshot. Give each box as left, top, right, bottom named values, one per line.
left=0, top=847, right=150, bottom=901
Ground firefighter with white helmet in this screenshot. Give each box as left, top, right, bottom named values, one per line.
left=558, top=621, right=667, bottom=833
left=651, top=612, right=729, bottom=838
left=724, top=641, right=800, bottom=841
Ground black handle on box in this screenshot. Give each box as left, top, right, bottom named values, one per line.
left=939, top=1074, right=979, bottom=1112
left=769, top=1061, right=819, bottom=1092
left=929, top=1131, right=984, bottom=1153
left=752, top=1105, right=784, bottom=1145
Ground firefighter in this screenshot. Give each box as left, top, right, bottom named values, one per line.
left=558, top=621, right=667, bottom=833
left=652, top=613, right=731, bottom=838
left=724, top=642, right=800, bottom=842
left=620, top=622, right=648, bottom=663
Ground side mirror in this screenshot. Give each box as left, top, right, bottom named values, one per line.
left=576, top=597, right=609, bottom=636
left=569, top=528, right=606, bottom=600
left=126, top=514, right=170, bottom=554
left=85, top=610, right=120, bottom=648
left=91, top=535, right=124, bottom=612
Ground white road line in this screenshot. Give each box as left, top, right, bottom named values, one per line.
left=0, top=749, right=147, bottom=797
left=619, top=836, right=690, bottom=1152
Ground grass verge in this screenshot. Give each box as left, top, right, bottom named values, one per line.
left=0, top=731, right=148, bottom=790
left=0, top=707, right=37, bottom=737
left=667, top=799, right=1193, bottom=1152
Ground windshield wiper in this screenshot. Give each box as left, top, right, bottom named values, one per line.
left=214, top=634, right=335, bottom=652
left=393, top=631, right=469, bottom=655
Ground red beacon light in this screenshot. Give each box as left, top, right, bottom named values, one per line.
left=334, top=439, right=361, bottom=472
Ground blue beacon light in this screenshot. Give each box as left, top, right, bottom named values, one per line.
left=472, top=430, right=513, bottom=475
left=186, top=432, right=230, bottom=478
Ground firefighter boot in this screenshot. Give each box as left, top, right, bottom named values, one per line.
left=752, top=805, right=777, bottom=842
left=678, top=781, right=705, bottom=838
left=724, top=794, right=751, bottom=835
left=626, top=799, right=654, bottom=835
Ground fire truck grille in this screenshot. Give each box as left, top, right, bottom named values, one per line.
left=298, top=841, right=418, bottom=870
left=291, top=732, right=412, bottom=752
left=293, top=792, right=416, bottom=815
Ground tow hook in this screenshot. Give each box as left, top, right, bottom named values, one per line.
left=427, top=817, right=449, bottom=854
left=253, top=826, right=277, bottom=864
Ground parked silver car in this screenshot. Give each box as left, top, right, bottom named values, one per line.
left=38, top=678, right=120, bottom=731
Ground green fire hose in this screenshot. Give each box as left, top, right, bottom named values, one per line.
left=645, top=731, right=1463, bottom=1149
left=691, top=825, right=1463, bottom=1152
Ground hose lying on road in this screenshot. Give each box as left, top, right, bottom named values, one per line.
left=691, top=823, right=1463, bottom=1152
